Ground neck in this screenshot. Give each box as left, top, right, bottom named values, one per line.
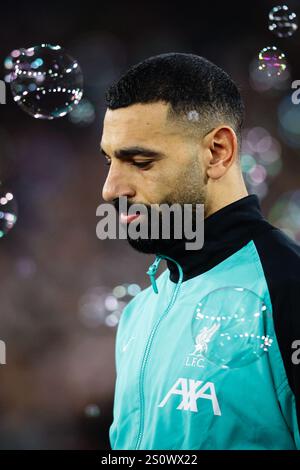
left=204, top=170, right=249, bottom=218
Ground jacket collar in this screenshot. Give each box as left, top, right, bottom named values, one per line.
left=156, top=194, right=273, bottom=283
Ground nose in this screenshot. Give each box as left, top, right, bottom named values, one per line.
left=102, top=161, right=136, bottom=202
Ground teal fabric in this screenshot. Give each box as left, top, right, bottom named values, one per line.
left=109, top=241, right=300, bottom=450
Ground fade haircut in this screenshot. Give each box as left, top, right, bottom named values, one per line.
left=105, top=52, right=244, bottom=151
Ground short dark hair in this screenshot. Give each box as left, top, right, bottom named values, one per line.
left=105, top=52, right=244, bottom=148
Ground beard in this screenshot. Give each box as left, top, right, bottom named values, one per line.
left=125, top=203, right=203, bottom=255
left=113, top=157, right=206, bottom=255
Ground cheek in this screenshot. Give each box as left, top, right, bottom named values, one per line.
left=139, top=173, right=173, bottom=205
left=137, top=159, right=186, bottom=203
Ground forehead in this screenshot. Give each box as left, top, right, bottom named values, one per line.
left=101, top=102, right=177, bottom=149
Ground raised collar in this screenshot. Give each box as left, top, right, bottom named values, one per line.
left=156, top=194, right=273, bottom=283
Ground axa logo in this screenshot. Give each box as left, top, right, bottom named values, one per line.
left=185, top=323, right=220, bottom=369
left=158, top=377, right=221, bottom=416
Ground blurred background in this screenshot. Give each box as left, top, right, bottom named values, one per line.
left=0, top=0, right=299, bottom=449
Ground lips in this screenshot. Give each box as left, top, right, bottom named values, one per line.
left=120, top=212, right=140, bottom=224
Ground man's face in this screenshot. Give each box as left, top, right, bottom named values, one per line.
left=100, top=101, right=207, bottom=253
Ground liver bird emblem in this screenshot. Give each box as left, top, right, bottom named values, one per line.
left=191, top=323, right=220, bottom=356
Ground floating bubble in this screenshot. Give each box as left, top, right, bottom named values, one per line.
left=191, top=287, right=272, bottom=369
left=268, top=191, right=300, bottom=244
left=249, top=57, right=290, bottom=93
left=0, top=187, right=18, bottom=238
left=258, top=46, right=287, bottom=78
left=9, top=44, right=83, bottom=119
left=269, top=5, right=298, bottom=38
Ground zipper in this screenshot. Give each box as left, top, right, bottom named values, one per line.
left=134, top=253, right=183, bottom=450
left=146, top=255, right=162, bottom=294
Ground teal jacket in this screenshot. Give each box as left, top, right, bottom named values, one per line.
left=109, top=195, right=300, bottom=450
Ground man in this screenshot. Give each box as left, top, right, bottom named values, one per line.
left=100, top=53, right=300, bottom=449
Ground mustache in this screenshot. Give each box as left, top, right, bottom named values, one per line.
left=112, top=198, right=199, bottom=214
left=113, top=198, right=154, bottom=214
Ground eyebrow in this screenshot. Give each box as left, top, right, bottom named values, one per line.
left=100, top=145, right=164, bottom=159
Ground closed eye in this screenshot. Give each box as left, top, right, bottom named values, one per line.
left=104, top=158, right=153, bottom=169
left=132, top=161, right=153, bottom=169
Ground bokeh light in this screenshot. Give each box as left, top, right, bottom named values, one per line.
left=0, top=187, right=18, bottom=238
left=268, top=190, right=300, bottom=244
left=78, top=283, right=141, bottom=329
left=84, top=404, right=101, bottom=418
left=278, top=95, right=300, bottom=148
left=8, top=44, right=83, bottom=119
left=268, top=5, right=298, bottom=38
left=68, top=98, right=96, bottom=126
left=241, top=127, right=282, bottom=200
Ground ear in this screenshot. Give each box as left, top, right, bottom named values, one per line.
left=204, top=126, right=238, bottom=180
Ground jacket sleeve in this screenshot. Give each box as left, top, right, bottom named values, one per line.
left=254, top=228, right=300, bottom=448
left=276, top=280, right=300, bottom=448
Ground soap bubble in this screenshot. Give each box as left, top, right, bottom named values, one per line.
left=249, top=57, right=290, bottom=93
left=258, top=46, right=287, bottom=78
left=191, top=287, right=273, bottom=369
left=0, top=187, right=18, bottom=238
left=269, top=5, right=298, bottom=38
left=9, top=44, right=83, bottom=119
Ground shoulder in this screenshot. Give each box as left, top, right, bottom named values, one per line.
left=253, top=225, right=300, bottom=349
left=253, top=225, right=300, bottom=287
left=254, top=225, right=300, bottom=435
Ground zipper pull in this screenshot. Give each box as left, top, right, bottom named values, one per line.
left=146, top=255, right=162, bottom=294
